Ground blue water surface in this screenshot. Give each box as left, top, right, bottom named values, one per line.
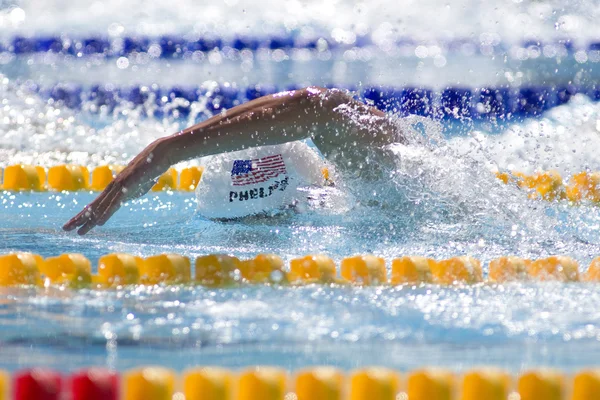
left=2, top=3, right=600, bottom=370
left=2, top=161, right=600, bottom=372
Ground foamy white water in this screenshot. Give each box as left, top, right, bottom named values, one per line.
left=0, top=75, right=191, bottom=166
left=1, top=0, right=599, bottom=47
left=450, top=94, right=600, bottom=175
left=0, top=73, right=585, bottom=250
left=2, top=74, right=600, bottom=178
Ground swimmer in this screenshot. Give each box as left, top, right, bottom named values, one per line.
left=195, top=140, right=333, bottom=219
left=63, top=87, right=406, bottom=234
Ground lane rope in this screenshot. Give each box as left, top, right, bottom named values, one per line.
left=4, top=366, right=596, bottom=400
left=1, top=165, right=597, bottom=205
left=0, top=252, right=597, bottom=289
left=1, top=35, right=597, bottom=60
left=25, top=83, right=597, bottom=119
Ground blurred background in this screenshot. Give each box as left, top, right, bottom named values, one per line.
left=1, top=0, right=599, bottom=88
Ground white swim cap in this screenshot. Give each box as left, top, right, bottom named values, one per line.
left=195, top=142, right=323, bottom=219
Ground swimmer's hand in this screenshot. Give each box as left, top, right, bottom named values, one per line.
left=62, top=177, right=129, bottom=235
left=63, top=140, right=166, bottom=235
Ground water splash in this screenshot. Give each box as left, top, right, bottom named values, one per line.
left=3, top=80, right=600, bottom=372
left=1, top=74, right=600, bottom=256
left=2, top=0, right=599, bottom=47
left=0, top=76, right=206, bottom=167
left=449, top=94, right=600, bottom=175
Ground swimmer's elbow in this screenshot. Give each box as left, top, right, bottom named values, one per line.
left=145, top=136, right=178, bottom=168
left=300, top=87, right=352, bottom=110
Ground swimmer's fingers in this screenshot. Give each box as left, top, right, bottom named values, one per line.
left=62, top=206, right=94, bottom=231
left=75, top=217, right=98, bottom=235
left=74, top=198, right=112, bottom=234
left=95, top=190, right=125, bottom=227
left=63, top=197, right=106, bottom=234
left=62, top=186, right=109, bottom=231
left=76, top=182, right=125, bottom=234
left=63, top=180, right=121, bottom=233
left=64, top=167, right=146, bottom=234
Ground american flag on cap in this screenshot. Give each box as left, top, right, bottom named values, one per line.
left=231, top=154, right=287, bottom=186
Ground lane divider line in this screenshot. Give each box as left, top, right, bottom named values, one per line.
left=0, top=252, right=598, bottom=289
left=1, top=35, right=596, bottom=60
left=29, top=83, right=594, bottom=119
left=2, top=165, right=597, bottom=205
left=3, top=366, right=600, bottom=399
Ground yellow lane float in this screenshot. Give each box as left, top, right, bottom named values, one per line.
left=349, top=368, right=399, bottom=400
left=518, top=369, right=564, bottom=400
left=572, top=370, right=600, bottom=400
left=341, top=255, right=387, bottom=285
left=3, top=252, right=600, bottom=289
left=391, top=256, right=433, bottom=284
left=48, top=165, right=89, bottom=191
left=430, top=256, right=483, bottom=285
left=527, top=256, right=579, bottom=282
left=289, top=255, right=338, bottom=283
left=140, top=254, right=191, bottom=284
left=237, top=367, right=287, bottom=400
left=566, top=172, right=600, bottom=203
left=124, top=367, right=175, bottom=400
left=584, top=256, right=600, bottom=282
left=0, top=253, right=42, bottom=286
left=96, top=253, right=142, bottom=286
left=295, top=367, right=344, bottom=400
left=195, top=254, right=241, bottom=287
left=179, top=166, right=204, bottom=191
left=151, top=168, right=177, bottom=191
left=11, top=164, right=600, bottom=205
left=239, top=254, right=286, bottom=284
left=42, top=253, right=92, bottom=288
left=0, top=370, right=6, bottom=400
left=183, top=367, right=234, bottom=400
left=2, top=165, right=46, bottom=191
left=407, top=368, right=455, bottom=400
left=495, top=169, right=600, bottom=203
left=90, top=165, right=124, bottom=191
left=522, top=170, right=565, bottom=201
left=461, top=369, right=511, bottom=400
left=488, top=256, right=529, bottom=282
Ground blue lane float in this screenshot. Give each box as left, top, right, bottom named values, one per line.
left=516, top=87, right=556, bottom=116
left=4, top=35, right=600, bottom=59
left=440, top=88, right=473, bottom=119
left=475, top=88, right=511, bottom=118
left=35, top=83, right=596, bottom=120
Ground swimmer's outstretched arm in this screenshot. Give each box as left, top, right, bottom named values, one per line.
left=63, top=87, right=403, bottom=234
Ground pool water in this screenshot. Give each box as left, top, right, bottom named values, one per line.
left=2, top=0, right=600, bottom=375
